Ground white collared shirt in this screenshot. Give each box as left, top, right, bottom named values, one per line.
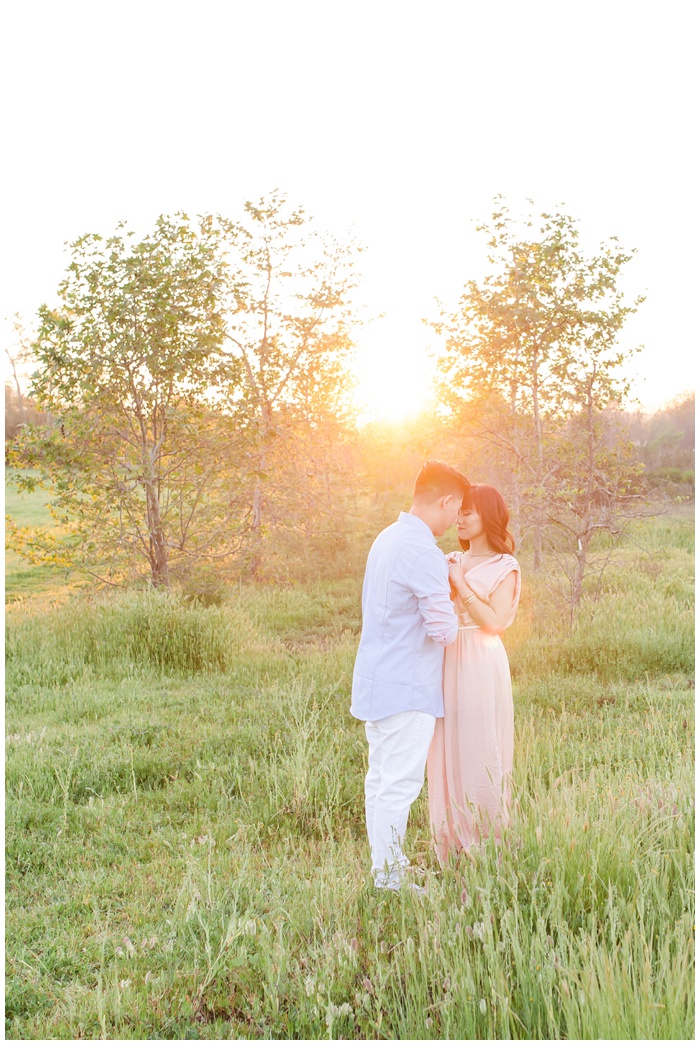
left=350, top=512, right=458, bottom=721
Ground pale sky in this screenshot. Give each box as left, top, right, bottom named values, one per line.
left=1, top=0, right=696, bottom=419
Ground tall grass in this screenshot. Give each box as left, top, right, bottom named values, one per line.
left=5, top=521, right=694, bottom=1039
left=5, top=590, right=260, bottom=687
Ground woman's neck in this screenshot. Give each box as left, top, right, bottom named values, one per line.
left=468, top=535, right=496, bottom=556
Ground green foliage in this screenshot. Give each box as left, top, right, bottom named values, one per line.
left=433, top=199, right=648, bottom=602
left=4, top=473, right=79, bottom=599
left=5, top=513, right=694, bottom=1039
left=7, top=214, right=236, bottom=589
left=7, top=197, right=364, bottom=588
left=215, top=192, right=363, bottom=579
left=644, top=466, right=695, bottom=493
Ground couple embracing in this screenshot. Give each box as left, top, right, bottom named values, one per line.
left=350, top=460, right=521, bottom=891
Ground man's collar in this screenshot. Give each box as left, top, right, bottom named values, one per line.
left=398, top=511, right=437, bottom=543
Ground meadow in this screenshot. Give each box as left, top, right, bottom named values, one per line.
left=4, top=484, right=695, bottom=1040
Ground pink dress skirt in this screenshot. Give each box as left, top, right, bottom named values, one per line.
left=427, top=553, right=520, bottom=860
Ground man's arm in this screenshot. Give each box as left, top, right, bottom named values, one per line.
left=412, top=549, right=458, bottom=646
left=417, top=592, right=459, bottom=646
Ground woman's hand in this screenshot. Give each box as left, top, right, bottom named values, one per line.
left=448, top=561, right=470, bottom=596
left=462, top=571, right=518, bottom=635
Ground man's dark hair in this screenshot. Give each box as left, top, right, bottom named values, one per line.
left=413, top=459, right=470, bottom=502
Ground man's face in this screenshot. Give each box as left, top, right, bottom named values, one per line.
left=434, top=492, right=463, bottom=536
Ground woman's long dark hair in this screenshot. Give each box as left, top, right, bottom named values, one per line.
left=459, top=484, right=515, bottom=554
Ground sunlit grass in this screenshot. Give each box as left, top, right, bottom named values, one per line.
left=5, top=471, right=80, bottom=601
left=5, top=512, right=694, bottom=1038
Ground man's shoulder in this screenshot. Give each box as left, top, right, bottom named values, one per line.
left=368, top=527, right=446, bottom=580
left=371, top=520, right=432, bottom=555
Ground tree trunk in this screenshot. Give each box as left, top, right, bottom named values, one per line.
left=145, top=482, right=170, bottom=588
left=569, top=530, right=590, bottom=626
left=531, top=350, right=544, bottom=571
left=249, top=475, right=264, bottom=579
left=569, top=373, right=598, bottom=622
left=532, top=507, right=543, bottom=572
left=509, top=472, right=522, bottom=548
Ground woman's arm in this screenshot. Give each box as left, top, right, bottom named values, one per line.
left=448, top=563, right=518, bottom=635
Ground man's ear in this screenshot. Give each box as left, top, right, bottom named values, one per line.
left=438, top=493, right=453, bottom=510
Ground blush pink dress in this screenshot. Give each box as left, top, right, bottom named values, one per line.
left=427, top=552, right=521, bottom=860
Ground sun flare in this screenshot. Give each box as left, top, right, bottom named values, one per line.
left=351, top=321, right=436, bottom=423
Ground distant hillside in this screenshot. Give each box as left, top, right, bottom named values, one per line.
left=625, top=393, right=694, bottom=490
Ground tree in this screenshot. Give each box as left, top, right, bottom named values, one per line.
left=545, top=298, right=651, bottom=617
left=7, top=214, right=236, bottom=589
left=216, top=192, right=362, bottom=577
left=434, top=200, right=643, bottom=572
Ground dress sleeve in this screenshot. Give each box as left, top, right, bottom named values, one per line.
left=486, top=555, right=521, bottom=599
left=466, top=555, right=521, bottom=629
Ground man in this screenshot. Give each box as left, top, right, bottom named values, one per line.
left=351, top=460, right=469, bottom=891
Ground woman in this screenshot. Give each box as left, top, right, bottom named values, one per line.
left=427, top=484, right=521, bottom=860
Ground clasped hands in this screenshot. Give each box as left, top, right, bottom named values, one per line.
left=447, top=558, right=472, bottom=598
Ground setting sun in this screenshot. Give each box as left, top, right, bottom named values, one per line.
left=352, top=317, right=436, bottom=422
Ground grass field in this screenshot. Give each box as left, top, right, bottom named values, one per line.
left=4, top=491, right=695, bottom=1039
left=4, top=477, right=79, bottom=601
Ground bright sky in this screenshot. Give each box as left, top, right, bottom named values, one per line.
left=1, top=0, right=696, bottom=420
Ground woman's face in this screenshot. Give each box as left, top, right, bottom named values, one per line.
left=457, top=505, right=485, bottom=543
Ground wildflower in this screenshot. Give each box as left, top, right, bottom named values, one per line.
left=425, top=1017, right=434, bottom=1029
left=325, top=1002, right=353, bottom=1029
left=479, top=999, right=487, bottom=1015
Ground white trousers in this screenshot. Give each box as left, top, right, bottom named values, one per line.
left=364, top=710, right=436, bottom=888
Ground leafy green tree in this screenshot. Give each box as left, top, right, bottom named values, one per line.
left=434, top=200, right=643, bottom=572
left=546, top=306, right=649, bottom=616
left=7, top=214, right=236, bottom=588
left=216, top=192, right=362, bottom=577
